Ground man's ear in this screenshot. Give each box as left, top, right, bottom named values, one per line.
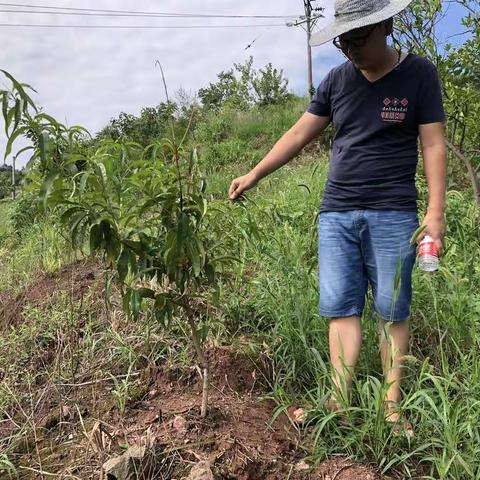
left=383, top=17, right=394, bottom=36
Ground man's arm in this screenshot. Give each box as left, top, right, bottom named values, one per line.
left=419, top=122, right=447, bottom=253
left=250, top=112, right=330, bottom=181
left=229, top=112, right=330, bottom=200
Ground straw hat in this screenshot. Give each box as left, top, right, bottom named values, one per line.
left=310, top=0, right=414, bottom=46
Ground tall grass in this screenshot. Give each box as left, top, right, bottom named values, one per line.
left=197, top=105, right=480, bottom=478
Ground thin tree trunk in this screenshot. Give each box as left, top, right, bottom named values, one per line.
left=451, top=117, right=458, bottom=145
left=184, top=301, right=209, bottom=418
left=446, top=139, right=480, bottom=207
left=459, top=122, right=467, bottom=153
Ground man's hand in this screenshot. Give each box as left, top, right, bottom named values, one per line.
left=419, top=209, right=446, bottom=256
left=228, top=112, right=331, bottom=202
left=228, top=171, right=259, bottom=201
left=418, top=122, right=447, bottom=256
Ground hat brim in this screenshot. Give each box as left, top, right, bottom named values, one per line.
left=309, top=0, right=414, bottom=46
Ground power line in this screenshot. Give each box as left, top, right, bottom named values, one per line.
left=0, top=2, right=300, bottom=19
left=0, top=8, right=293, bottom=19
left=0, top=23, right=286, bottom=29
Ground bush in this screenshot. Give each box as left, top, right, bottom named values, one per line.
left=9, top=192, right=43, bottom=236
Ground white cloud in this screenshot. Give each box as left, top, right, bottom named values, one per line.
left=0, top=0, right=340, bottom=168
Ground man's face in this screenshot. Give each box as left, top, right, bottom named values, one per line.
left=334, top=22, right=389, bottom=69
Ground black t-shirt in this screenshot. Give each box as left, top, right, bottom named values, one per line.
left=307, top=53, right=445, bottom=212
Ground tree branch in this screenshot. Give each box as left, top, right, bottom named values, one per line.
left=446, top=139, right=480, bottom=207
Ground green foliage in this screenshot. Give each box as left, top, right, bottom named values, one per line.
left=198, top=56, right=293, bottom=110
left=0, top=165, right=22, bottom=200
left=195, top=97, right=308, bottom=172
left=40, top=137, right=236, bottom=322
left=96, top=102, right=178, bottom=147
left=9, top=191, right=43, bottom=236
left=397, top=0, right=480, bottom=157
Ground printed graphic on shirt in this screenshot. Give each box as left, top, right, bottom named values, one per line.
left=381, top=97, right=409, bottom=123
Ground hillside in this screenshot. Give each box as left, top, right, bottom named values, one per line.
left=1, top=92, right=480, bottom=479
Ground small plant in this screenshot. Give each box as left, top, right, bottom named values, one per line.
left=110, top=352, right=136, bottom=416
left=0, top=70, right=240, bottom=418
left=0, top=454, right=17, bottom=477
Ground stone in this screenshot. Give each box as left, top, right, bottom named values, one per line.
left=185, top=460, right=214, bottom=480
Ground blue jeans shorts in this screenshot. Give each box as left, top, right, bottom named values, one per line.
left=318, top=210, right=419, bottom=322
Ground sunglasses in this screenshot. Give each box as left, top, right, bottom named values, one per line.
left=333, top=23, right=379, bottom=50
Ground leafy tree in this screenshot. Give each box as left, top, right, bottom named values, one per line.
left=0, top=165, right=22, bottom=199
left=0, top=69, right=91, bottom=192
left=95, top=102, right=178, bottom=147
left=396, top=0, right=480, bottom=205
left=198, top=56, right=293, bottom=110
left=1, top=70, right=242, bottom=418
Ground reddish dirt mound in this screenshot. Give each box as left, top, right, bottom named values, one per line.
left=100, top=345, right=298, bottom=478
left=0, top=256, right=103, bottom=327
left=2, top=262, right=389, bottom=479
left=8, top=344, right=390, bottom=479
left=89, top=346, right=386, bottom=480
left=311, top=457, right=382, bottom=480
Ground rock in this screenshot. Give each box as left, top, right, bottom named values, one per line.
left=172, top=415, right=187, bottom=435
left=41, top=405, right=72, bottom=431
left=287, top=406, right=306, bottom=424
left=295, top=460, right=311, bottom=471
left=186, top=461, right=214, bottom=480
left=102, top=446, right=146, bottom=480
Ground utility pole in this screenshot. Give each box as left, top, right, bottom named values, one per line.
left=287, top=1, right=324, bottom=99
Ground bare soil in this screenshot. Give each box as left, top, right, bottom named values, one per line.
left=0, top=258, right=388, bottom=479
left=0, top=256, right=103, bottom=327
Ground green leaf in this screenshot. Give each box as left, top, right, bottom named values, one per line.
left=122, top=289, right=132, bottom=316
left=38, top=170, right=60, bottom=210
left=0, top=69, right=38, bottom=112
left=117, top=248, right=136, bottom=282
left=97, top=162, right=108, bottom=189
left=4, top=126, right=27, bottom=162
left=70, top=211, right=88, bottom=247
left=198, top=324, right=209, bottom=342
left=13, top=98, right=23, bottom=132
left=105, top=230, right=121, bottom=264
left=210, top=255, right=242, bottom=265
left=2, top=93, right=8, bottom=129
left=154, top=294, right=167, bottom=309
left=13, top=145, right=33, bottom=158
left=38, top=131, right=49, bottom=168
left=60, top=206, right=83, bottom=225
left=410, top=224, right=427, bottom=245
left=176, top=212, right=189, bottom=248
left=89, top=223, right=102, bottom=253
left=187, top=242, right=201, bottom=277
left=212, top=281, right=222, bottom=304
left=122, top=239, right=143, bottom=255
left=205, top=262, right=216, bottom=284
left=79, top=171, right=90, bottom=194
left=298, top=183, right=311, bottom=195
left=5, top=106, right=15, bottom=137
left=137, top=288, right=155, bottom=299
left=130, top=290, right=141, bottom=321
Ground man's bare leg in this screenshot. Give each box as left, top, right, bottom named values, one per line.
left=328, top=315, right=362, bottom=408
left=379, top=319, right=411, bottom=429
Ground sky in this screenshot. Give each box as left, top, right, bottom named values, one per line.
left=0, top=0, right=341, bottom=168
left=0, top=0, right=473, bottom=169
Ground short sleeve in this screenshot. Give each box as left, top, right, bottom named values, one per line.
left=307, top=70, right=332, bottom=117
left=416, top=61, right=445, bottom=125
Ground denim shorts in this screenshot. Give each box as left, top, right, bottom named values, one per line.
left=318, top=210, right=419, bottom=322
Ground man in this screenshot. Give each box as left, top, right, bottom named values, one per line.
left=228, top=0, right=446, bottom=437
